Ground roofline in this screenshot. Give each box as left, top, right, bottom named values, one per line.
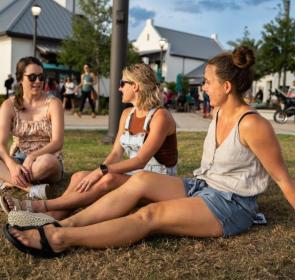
left=4, top=31, right=62, bottom=43
left=154, top=25, right=216, bottom=41
left=170, top=52, right=208, bottom=61
left=6, top=0, right=35, bottom=32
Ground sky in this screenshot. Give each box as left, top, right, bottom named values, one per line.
left=128, top=0, right=295, bottom=49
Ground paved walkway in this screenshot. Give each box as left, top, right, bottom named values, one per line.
left=65, top=110, right=295, bottom=135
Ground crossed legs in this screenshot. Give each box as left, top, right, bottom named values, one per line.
left=0, top=154, right=62, bottom=192
left=9, top=172, right=223, bottom=252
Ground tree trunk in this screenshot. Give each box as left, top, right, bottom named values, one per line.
left=278, top=71, right=281, bottom=88
left=283, top=68, right=287, bottom=89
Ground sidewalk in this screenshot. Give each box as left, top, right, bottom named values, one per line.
left=64, top=110, right=295, bottom=135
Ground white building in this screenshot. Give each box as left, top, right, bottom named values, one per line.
left=0, top=0, right=73, bottom=94
left=133, top=19, right=224, bottom=83
left=255, top=72, right=295, bottom=101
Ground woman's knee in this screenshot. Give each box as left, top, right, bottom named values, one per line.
left=65, top=171, right=89, bottom=192
left=126, top=171, right=157, bottom=195
left=71, top=171, right=89, bottom=182
left=97, top=173, right=116, bottom=190
left=133, top=203, right=160, bottom=229
left=32, top=154, right=61, bottom=177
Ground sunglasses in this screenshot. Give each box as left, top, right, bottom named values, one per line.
left=119, top=80, right=133, bottom=88
left=24, top=73, right=45, bottom=82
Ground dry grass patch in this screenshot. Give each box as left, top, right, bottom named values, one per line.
left=0, top=131, right=294, bottom=280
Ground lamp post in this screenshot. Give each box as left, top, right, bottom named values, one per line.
left=31, top=4, right=42, bottom=57
left=159, top=38, right=166, bottom=81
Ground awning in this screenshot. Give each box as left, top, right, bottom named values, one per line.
left=37, top=43, right=61, bottom=54
left=43, top=63, right=70, bottom=71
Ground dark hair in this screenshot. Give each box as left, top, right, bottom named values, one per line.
left=14, top=56, right=44, bottom=110
left=207, top=46, right=255, bottom=95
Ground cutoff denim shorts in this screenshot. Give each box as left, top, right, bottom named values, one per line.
left=13, top=150, right=26, bottom=164
left=183, top=177, right=262, bottom=237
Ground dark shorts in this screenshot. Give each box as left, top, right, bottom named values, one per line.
left=183, top=177, right=260, bottom=237
left=64, top=94, right=75, bottom=99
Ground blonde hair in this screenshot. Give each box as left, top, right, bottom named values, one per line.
left=123, top=64, right=162, bottom=110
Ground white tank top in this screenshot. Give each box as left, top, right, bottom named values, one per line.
left=193, top=110, right=269, bottom=196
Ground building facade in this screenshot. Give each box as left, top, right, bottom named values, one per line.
left=132, top=19, right=223, bottom=83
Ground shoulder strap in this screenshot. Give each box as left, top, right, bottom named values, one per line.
left=9, top=97, right=19, bottom=119
left=45, top=95, right=53, bottom=117
left=143, top=108, right=159, bottom=131
left=124, top=107, right=136, bottom=130
left=238, top=111, right=258, bottom=127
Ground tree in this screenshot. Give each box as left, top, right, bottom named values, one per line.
left=59, top=0, right=111, bottom=74
left=58, top=0, right=142, bottom=111
left=259, top=7, right=295, bottom=87
left=58, top=0, right=111, bottom=112
left=227, top=26, right=264, bottom=81
left=127, top=43, right=142, bottom=65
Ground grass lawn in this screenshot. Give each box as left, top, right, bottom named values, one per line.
left=0, top=131, right=294, bottom=280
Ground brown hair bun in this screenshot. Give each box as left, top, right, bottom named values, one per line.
left=232, top=46, right=255, bottom=69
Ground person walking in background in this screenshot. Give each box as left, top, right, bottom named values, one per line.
left=254, top=88, right=264, bottom=103
left=4, top=74, right=14, bottom=99
left=0, top=57, right=64, bottom=200
left=77, top=64, right=96, bottom=118
left=202, top=90, right=211, bottom=118
left=2, top=64, right=178, bottom=221
left=63, top=77, right=76, bottom=113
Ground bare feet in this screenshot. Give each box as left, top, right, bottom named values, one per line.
left=4, top=196, right=46, bottom=212
left=9, top=224, right=65, bottom=253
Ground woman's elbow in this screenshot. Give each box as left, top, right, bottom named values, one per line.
left=52, top=139, right=64, bottom=151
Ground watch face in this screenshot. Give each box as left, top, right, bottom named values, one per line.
left=100, top=164, right=108, bottom=174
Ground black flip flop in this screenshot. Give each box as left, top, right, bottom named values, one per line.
left=3, top=222, right=64, bottom=259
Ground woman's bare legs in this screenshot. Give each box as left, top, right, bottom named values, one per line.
left=5, top=170, right=130, bottom=219
left=0, top=154, right=62, bottom=192
left=62, top=171, right=187, bottom=227
left=31, top=154, right=62, bottom=183
left=0, top=160, right=25, bottom=190
left=10, top=187, right=222, bottom=252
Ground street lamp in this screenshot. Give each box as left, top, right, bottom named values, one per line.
left=159, top=38, right=167, bottom=80
left=31, top=4, right=42, bottom=57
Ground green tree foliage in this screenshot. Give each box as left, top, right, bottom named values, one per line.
left=127, top=43, right=142, bottom=65
left=259, top=8, right=295, bottom=87
left=58, top=0, right=141, bottom=76
left=227, top=26, right=264, bottom=80
left=58, top=0, right=111, bottom=76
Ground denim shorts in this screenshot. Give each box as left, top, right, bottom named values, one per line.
left=183, top=177, right=261, bottom=237
left=13, top=150, right=26, bottom=164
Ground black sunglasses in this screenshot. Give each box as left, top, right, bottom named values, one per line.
left=24, top=73, right=45, bottom=82
left=119, top=79, right=133, bottom=88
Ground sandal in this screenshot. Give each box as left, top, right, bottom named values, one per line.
left=0, top=195, right=33, bottom=214
left=8, top=210, right=57, bottom=227
left=3, top=222, right=63, bottom=258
